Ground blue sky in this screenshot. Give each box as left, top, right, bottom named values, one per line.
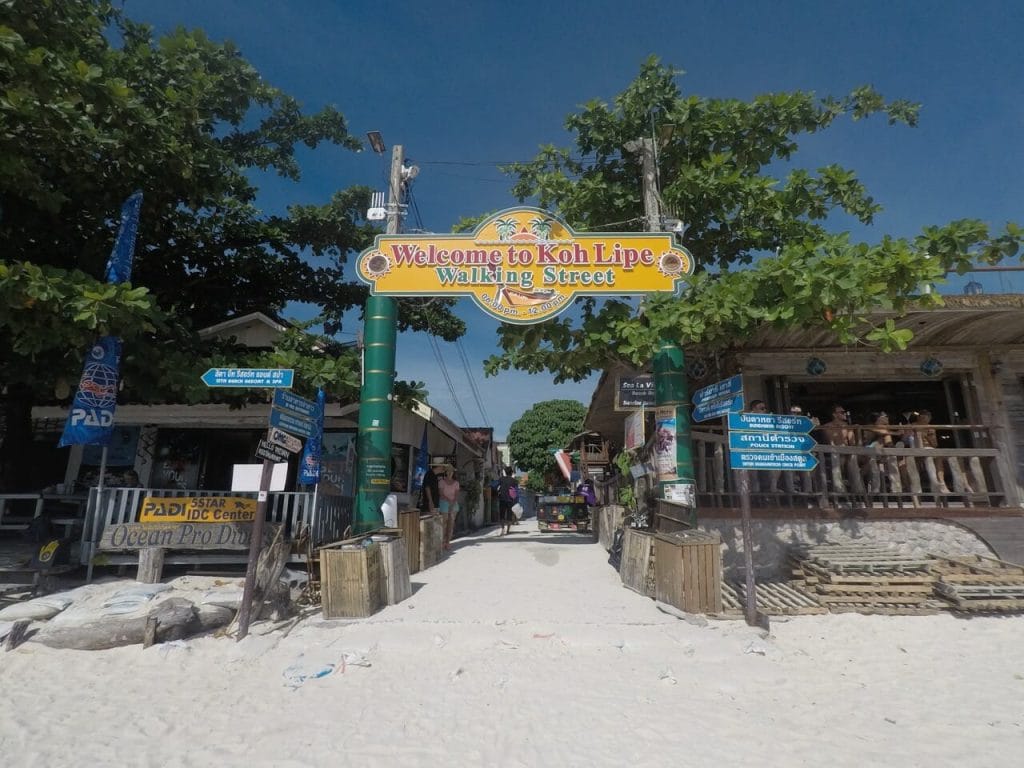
left=123, top=0, right=1024, bottom=438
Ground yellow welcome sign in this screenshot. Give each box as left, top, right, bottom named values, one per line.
left=356, top=207, right=694, bottom=324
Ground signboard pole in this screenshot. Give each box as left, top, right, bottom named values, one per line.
left=236, top=458, right=273, bottom=640
left=736, top=469, right=762, bottom=628
left=353, top=143, right=403, bottom=534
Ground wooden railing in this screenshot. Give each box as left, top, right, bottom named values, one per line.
left=692, top=425, right=1020, bottom=512
left=592, top=425, right=1020, bottom=516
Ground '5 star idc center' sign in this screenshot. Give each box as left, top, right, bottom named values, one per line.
left=356, top=207, right=694, bottom=324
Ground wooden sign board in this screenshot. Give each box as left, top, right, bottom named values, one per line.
left=138, top=496, right=257, bottom=524
left=99, top=522, right=276, bottom=551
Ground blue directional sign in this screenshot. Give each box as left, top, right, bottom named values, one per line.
left=269, top=407, right=316, bottom=438
left=201, top=368, right=294, bottom=388
left=693, top=374, right=743, bottom=407
left=693, top=393, right=744, bottom=423
left=729, top=431, right=816, bottom=452
left=728, top=412, right=814, bottom=434
left=730, top=451, right=818, bottom=471
left=272, top=389, right=317, bottom=420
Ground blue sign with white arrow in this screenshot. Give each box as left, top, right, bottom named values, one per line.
left=693, top=393, right=744, bottom=423
left=730, top=450, right=818, bottom=471
left=201, top=368, right=294, bottom=388
left=729, top=431, right=816, bottom=452
left=272, top=389, right=317, bottom=420
left=269, top=407, right=316, bottom=438
left=728, top=412, right=814, bottom=434
left=693, top=374, right=743, bottom=407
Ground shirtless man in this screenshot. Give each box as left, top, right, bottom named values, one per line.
left=822, top=404, right=855, bottom=446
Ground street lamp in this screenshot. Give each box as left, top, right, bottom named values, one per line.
left=366, top=130, right=386, bottom=155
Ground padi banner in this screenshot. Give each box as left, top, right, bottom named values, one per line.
left=59, top=336, right=122, bottom=447
left=412, top=424, right=429, bottom=491
left=298, top=388, right=326, bottom=484
left=356, top=207, right=694, bottom=324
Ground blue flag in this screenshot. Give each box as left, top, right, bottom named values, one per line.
left=299, top=389, right=326, bottom=484
left=58, top=191, right=142, bottom=447
left=105, top=191, right=143, bottom=284
left=58, top=336, right=123, bottom=447
left=412, top=425, right=429, bottom=491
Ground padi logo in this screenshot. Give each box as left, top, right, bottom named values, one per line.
left=70, top=408, right=114, bottom=427
left=90, top=343, right=106, bottom=360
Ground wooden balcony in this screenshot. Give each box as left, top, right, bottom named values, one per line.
left=691, top=425, right=1021, bottom=517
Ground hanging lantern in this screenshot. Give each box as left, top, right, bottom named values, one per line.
left=806, top=357, right=827, bottom=376
left=920, top=356, right=944, bottom=377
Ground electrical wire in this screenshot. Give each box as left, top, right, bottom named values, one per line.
left=456, top=337, right=491, bottom=426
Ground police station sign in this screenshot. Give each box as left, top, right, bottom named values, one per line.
left=356, top=207, right=694, bottom=324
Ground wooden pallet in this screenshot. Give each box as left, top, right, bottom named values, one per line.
left=826, top=602, right=944, bottom=616
left=788, top=543, right=943, bottom=615
left=930, top=553, right=1024, bottom=576
left=720, top=580, right=826, bottom=616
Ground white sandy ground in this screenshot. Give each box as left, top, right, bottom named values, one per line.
left=1, top=520, right=1022, bottom=768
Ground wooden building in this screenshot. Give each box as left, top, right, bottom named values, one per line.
left=585, top=295, right=1024, bottom=566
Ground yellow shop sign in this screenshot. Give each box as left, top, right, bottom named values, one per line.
left=138, top=496, right=258, bottom=524
left=355, top=207, right=693, bottom=324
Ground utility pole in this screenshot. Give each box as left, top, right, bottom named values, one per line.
left=353, top=143, right=404, bottom=533
left=636, top=137, right=696, bottom=519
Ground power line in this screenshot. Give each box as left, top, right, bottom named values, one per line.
left=456, top=337, right=491, bottom=426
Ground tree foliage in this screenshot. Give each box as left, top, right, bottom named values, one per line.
left=485, top=58, right=1023, bottom=382
left=0, top=1, right=463, bottom=392
left=0, top=0, right=463, bottom=486
left=507, top=399, right=587, bottom=490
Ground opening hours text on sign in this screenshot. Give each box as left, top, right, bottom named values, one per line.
left=355, top=207, right=694, bottom=325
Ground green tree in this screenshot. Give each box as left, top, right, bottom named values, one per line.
left=507, top=399, right=587, bottom=490
left=484, top=58, right=1022, bottom=382
left=0, top=0, right=463, bottom=487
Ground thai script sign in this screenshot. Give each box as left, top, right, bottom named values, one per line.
left=138, top=496, right=257, bottom=524
left=201, top=368, right=294, bottom=388
left=355, top=207, right=694, bottom=324
left=727, top=412, right=817, bottom=472
left=693, top=375, right=743, bottom=406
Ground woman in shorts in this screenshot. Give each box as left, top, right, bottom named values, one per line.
left=437, top=464, right=460, bottom=550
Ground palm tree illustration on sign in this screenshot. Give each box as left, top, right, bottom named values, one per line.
left=494, top=218, right=518, bottom=241
left=529, top=217, right=553, bottom=240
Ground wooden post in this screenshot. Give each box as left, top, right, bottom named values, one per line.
left=737, top=470, right=766, bottom=630
left=236, top=458, right=273, bottom=640
left=137, top=547, right=165, bottom=583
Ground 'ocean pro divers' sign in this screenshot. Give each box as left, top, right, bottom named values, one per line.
left=356, top=207, right=694, bottom=325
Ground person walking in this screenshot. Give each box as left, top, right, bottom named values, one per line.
left=419, top=458, right=443, bottom=515
left=497, top=466, right=519, bottom=536
left=437, top=463, right=460, bottom=550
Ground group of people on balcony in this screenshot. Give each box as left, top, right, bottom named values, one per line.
left=749, top=400, right=961, bottom=497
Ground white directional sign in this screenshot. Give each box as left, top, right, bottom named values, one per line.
left=267, top=426, right=303, bottom=453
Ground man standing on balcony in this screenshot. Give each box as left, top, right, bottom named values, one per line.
left=822, top=405, right=855, bottom=495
